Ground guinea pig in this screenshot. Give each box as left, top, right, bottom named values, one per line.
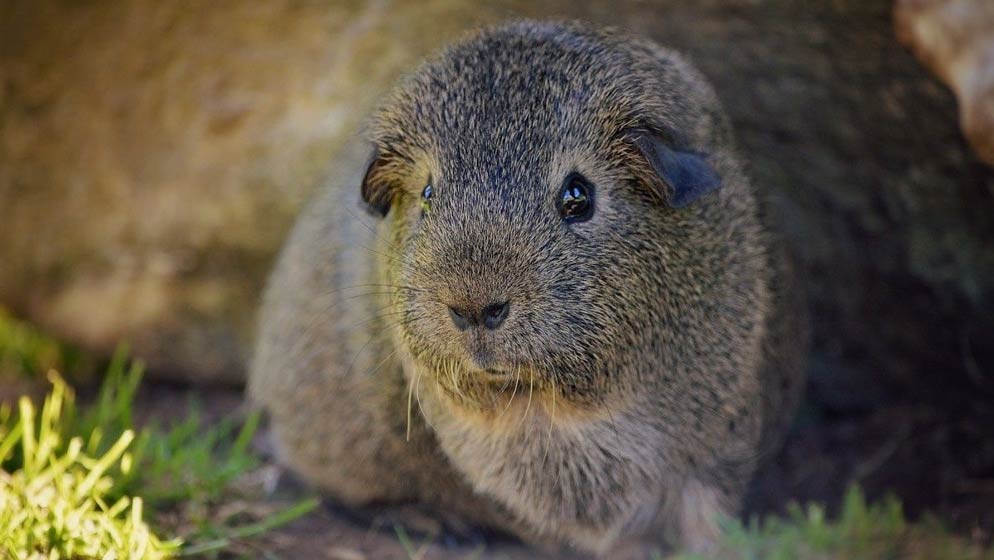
left=249, top=19, right=806, bottom=556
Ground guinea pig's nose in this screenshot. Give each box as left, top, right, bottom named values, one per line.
left=447, top=301, right=510, bottom=331
left=482, top=301, right=510, bottom=330
left=447, top=306, right=472, bottom=331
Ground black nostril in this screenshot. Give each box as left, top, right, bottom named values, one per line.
left=447, top=301, right=510, bottom=331
left=482, top=301, right=510, bottom=330
left=448, top=306, right=471, bottom=331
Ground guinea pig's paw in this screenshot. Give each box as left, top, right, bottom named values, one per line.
left=677, top=479, right=734, bottom=556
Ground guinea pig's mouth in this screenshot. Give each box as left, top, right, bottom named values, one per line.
left=442, top=359, right=545, bottom=396
left=455, top=346, right=520, bottom=381
left=476, top=366, right=519, bottom=382
left=445, top=348, right=537, bottom=386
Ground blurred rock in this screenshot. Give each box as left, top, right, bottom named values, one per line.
left=1, top=0, right=993, bottom=395
left=0, top=0, right=505, bottom=382
left=895, top=0, right=994, bottom=166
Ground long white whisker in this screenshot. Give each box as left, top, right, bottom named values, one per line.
left=498, top=364, right=522, bottom=419
left=414, top=362, right=436, bottom=432
left=542, top=377, right=557, bottom=469
left=518, top=368, right=535, bottom=432
left=406, top=365, right=416, bottom=442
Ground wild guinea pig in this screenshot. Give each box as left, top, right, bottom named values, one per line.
left=249, top=19, right=806, bottom=556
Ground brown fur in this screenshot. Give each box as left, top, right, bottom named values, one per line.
left=249, top=20, right=806, bottom=555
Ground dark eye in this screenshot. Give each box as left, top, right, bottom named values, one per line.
left=420, top=182, right=433, bottom=214
left=558, top=174, right=594, bottom=223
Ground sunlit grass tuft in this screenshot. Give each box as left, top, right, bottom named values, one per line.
left=0, top=332, right=317, bottom=559
left=0, top=371, right=179, bottom=559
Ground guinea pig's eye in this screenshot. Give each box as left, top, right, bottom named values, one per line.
left=420, top=182, right=433, bottom=214
left=558, top=173, right=594, bottom=223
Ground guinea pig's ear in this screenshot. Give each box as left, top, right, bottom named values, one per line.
left=360, top=148, right=395, bottom=218
left=629, top=129, right=722, bottom=208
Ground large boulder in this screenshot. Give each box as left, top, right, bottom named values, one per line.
left=895, top=0, right=994, bottom=166
left=0, top=0, right=498, bottom=382
left=1, top=0, right=992, bottom=398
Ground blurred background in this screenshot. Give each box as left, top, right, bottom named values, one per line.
left=1, top=0, right=993, bottom=557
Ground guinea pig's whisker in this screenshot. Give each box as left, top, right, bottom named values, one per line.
left=316, top=291, right=405, bottom=316
left=338, top=305, right=413, bottom=350
left=449, top=360, right=465, bottom=401
left=345, top=334, right=379, bottom=377
left=346, top=316, right=416, bottom=378
left=361, top=347, right=400, bottom=381
left=541, top=375, right=558, bottom=470
left=518, top=369, right=535, bottom=431
left=310, top=285, right=422, bottom=319
left=496, top=371, right=515, bottom=393
left=414, top=364, right=436, bottom=432
left=344, top=206, right=405, bottom=254
left=339, top=210, right=413, bottom=268
left=345, top=309, right=408, bottom=332
left=332, top=282, right=424, bottom=295
left=356, top=242, right=416, bottom=270
left=497, top=365, right=522, bottom=419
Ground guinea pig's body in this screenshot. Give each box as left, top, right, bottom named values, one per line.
left=249, top=21, right=806, bottom=555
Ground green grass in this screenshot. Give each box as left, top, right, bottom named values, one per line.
left=0, top=371, right=179, bottom=559
left=674, top=486, right=993, bottom=560
left=70, top=350, right=260, bottom=511
left=0, top=322, right=317, bottom=559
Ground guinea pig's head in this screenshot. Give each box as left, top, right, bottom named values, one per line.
left=359, top=22, right=748, bottom=416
